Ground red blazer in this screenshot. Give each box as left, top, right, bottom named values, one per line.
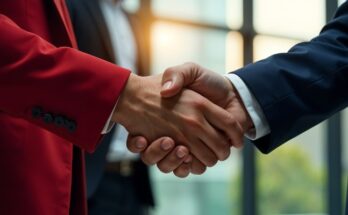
left=0, top=1, right=130, bottom=214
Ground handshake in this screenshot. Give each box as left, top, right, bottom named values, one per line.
left=112, top=62, right=253, bottom=178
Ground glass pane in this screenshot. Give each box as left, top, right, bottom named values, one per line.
left=151, top=150, right=242, bottom=215
left=253, top=35, right=300, bottom=62
left=151, top=21, right=243, bottom=75
left=339, top=0, right=346, bottom=6
left=152, top=0, right=243, bottom=29
left=226, top=32, right=244, bottom=72
left=254, top=0, right=326, bottom=40
left=254, top=35, right=326, bottom=214
left=123, top=0, right=140, bottom=13
left=151, top=22, right=243, bottom=215
left=342, top=109, right=348, bottom=205
left=257, top=124, right=327, bottom=214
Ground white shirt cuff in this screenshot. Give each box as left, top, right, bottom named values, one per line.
left=225, top=73, right=271, bottom=140
left=101, top=101, right=117, bottom=134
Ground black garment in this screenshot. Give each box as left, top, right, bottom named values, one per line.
left=66, top=0, right=154, bottom=212
left=88, top=171, right=149, bottom=215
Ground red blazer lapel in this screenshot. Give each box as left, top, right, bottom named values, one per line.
left=52, top=0, right=78, bottom=48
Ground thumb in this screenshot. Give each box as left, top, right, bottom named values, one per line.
left=161, top=67, right=185, bottom=98
left=161, top=63, right=200, bottom=98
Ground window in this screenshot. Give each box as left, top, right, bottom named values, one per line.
left=252, top=1, right=327, bottom=212
left=123, top=0, right=140, bottom=13
left=254, top=0, right=325, bottom=40
left=339, top=0, right=346, bottom=6
left=343, top=109, right=348, bottom=203
left=253, top=36, right=299, bottom=61
left=148, top=1, right=244, bottom=214
left=152, top=0, right=243, bottom=28
left=151, top=22, right=243, bottom=74
left=124, top=0, right=346, bottom=214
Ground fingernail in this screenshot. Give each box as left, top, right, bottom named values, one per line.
left=161, top=139, right=173, bottom=151
left=162, top=81, right=173, bottom=90
left=176, top=148, right=187, bottom=158
left=136, top=140, right=146, bottom=149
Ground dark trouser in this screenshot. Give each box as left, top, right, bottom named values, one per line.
left=88, top=171, right=148, bottom=215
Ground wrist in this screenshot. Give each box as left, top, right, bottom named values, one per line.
left=112, top=73, right=141, bottom=125
left=233, top=87, right=254, bottom=132
left=225, top=77, right=254, bottom=132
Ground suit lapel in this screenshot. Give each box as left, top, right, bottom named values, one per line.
left=52, top=0, right=78, bottom=48
left=84, top=0, right=116, bottom=63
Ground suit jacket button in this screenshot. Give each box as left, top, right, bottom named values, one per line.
left=68, top=121, right=77, bottom=132
left=54, top=116, right=64, bottom=126
left=32, top=107, right=43, bottom=118
left=43, top=113, right=54, bottom=124
left=64, top=119, right=77, bottom=132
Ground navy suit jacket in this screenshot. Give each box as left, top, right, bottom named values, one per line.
left=235, top=1, right=348, bottom=212
left=66, top=0, right=154, bottom=207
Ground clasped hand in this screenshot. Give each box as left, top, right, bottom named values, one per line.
left=113, top=63, right=252, bottom=177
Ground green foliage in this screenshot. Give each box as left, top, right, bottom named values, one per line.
left=231, top=144, right=325, bottom=214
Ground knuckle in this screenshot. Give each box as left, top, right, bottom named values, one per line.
left=219, top=148, right=231, bottom=161
left=225, top=115, right=238, bottom=127
left=184, top=62, right=198, bottom=68
left=192, top=97, right=206, bottom=109
left=192, top=166, right=206, bottom=175
left=176, top=174, right=188, bottom=178
left=205, top=156, right=218, bottom=167
left=174, top=165, right=190, bottom=178
left=176, top=135, right=190, bottom=146
left=141, top=154, right=155, bottom=166
left=157, top=163, right=172, bottom=174
left=212, top=136, right=231, bottom=160
left=233, top=138, right=244, bottom=148
left=184, top=116, right=199, bottom=127
left=191, top=158, right=207, bottom=175
left=164, top=66, right=175, bottom=76
left=184, top=116, right=204, bottom=131
left=175, top=171, right=189, bottom=178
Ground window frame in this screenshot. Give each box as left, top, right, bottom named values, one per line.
left=135, top=0, right=344, bottom=214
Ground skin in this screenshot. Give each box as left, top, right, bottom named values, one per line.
left=113, top=72, right=245, bottom=168
left=127, top=63, right=253, bottom=177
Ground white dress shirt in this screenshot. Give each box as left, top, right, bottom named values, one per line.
left=225, top=74, right=271, bottom=140
left=100, top=0, right=138, bottom=161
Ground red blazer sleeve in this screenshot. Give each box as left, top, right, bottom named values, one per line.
left=0, top=14, right=131, bottom=152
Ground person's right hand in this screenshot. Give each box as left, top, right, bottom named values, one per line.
left=161, top=63, right=252, bottom=132
left=113, top=73, right=241, bottom=167
left=127, top=63, right=253, bottom=177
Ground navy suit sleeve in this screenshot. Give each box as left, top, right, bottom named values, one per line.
left=234, top=2, right=348, bottom=153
